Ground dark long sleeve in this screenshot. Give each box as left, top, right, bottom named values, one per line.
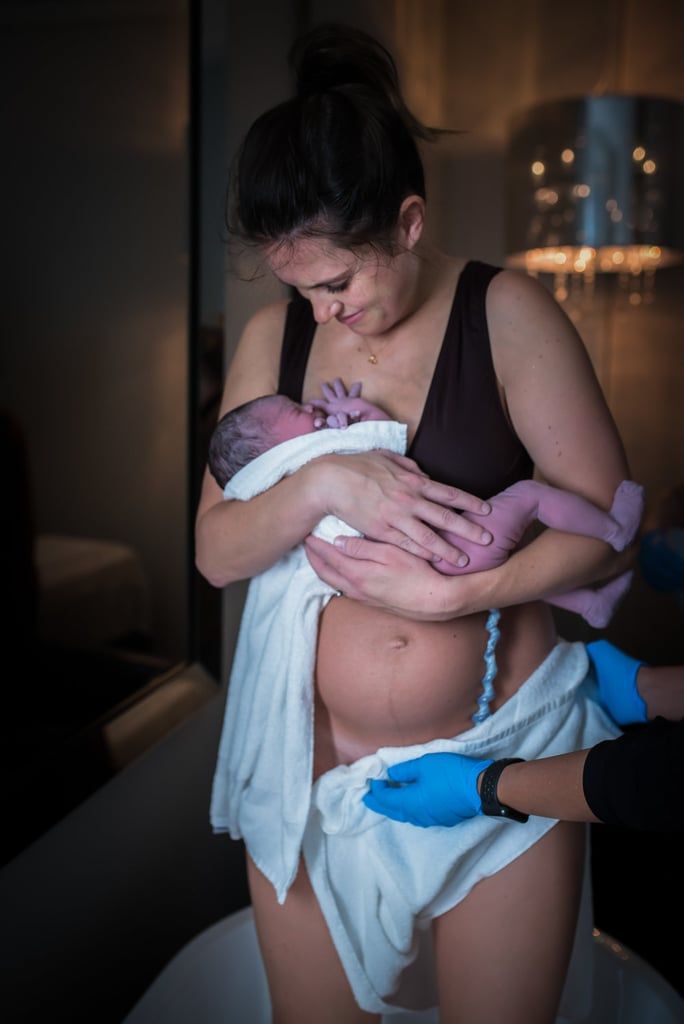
left=583, top=718, right=684, bottom=831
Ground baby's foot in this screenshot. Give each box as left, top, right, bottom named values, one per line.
left=606, top=481, right=645, bottom=551
left=584, top=570, right=633, bottom=628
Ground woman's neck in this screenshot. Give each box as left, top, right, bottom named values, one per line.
left=393, top=244, right=462, bottom=328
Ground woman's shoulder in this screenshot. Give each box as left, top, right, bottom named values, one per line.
left=242, top=297, right=291, bottom=339
left=431, top=256, right=526, bottom=323
left=485, top=268, right=576, bottom=355
left=228, top=299, right=291, bottom=400
left=485, top=266, right=562, bottom=323
left=484, top=267, right=595, bottom=397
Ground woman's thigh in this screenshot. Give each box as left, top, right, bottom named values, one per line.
left=247, top=853, right=381, bottom=1024
left=433, top=821, right=586, bottom=1024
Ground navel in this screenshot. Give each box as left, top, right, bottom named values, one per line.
left=388, top=635, right=410, bottom=651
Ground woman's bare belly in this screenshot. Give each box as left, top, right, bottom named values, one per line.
left=313, top=598, right=558, bottom=779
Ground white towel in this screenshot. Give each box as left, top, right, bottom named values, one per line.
left=210, top=421, right=408, bottom=903
left=302, top=640, right=620, bottom=1015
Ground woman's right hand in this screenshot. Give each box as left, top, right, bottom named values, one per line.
left=314, top=450, right=492, bottom=566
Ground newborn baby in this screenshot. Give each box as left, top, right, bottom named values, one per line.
left=208, top=379, right=643, bottom=627
left=208, top=380, right=387, bottom=486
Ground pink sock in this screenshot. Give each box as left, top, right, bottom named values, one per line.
left=584, top=571, right=634, bottom=628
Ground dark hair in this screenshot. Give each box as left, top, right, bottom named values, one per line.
left=208, top=395, right=289, bottom=488
left=227, top=24, right=448, bottom=256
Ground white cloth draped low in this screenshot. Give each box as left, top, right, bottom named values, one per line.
left=210, top=424, right=620, bottom=1018
left=302, top=641, right=620, bottom=1016
left=209, top=421, right=408, bottom=903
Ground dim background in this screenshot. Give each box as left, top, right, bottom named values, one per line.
left=0, top=1, right=682, bottom=1021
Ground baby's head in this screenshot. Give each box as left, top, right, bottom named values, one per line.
left=208, top=394, right=318, bottom=488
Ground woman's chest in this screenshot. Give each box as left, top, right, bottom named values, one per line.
left=301, top=325, right=444, bottom=444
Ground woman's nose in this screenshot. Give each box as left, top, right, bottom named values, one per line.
left=311, top=296, right=343, bottom=324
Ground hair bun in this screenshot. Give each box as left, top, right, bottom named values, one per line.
left=289, top=23, right=438, bottom=141
left=290, top=24, right=397, bottom=99
left=230, top=24, right=452, bottom=251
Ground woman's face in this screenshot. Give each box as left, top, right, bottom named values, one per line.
left=265, top=236, right=416, bottom=336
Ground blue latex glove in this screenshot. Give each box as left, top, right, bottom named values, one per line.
left=587, top=639, right=648, bottom=725
left=362, top=752, right=493, bottom=827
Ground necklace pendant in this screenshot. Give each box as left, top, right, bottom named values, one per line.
left=368, top=354, right=378, bottom=365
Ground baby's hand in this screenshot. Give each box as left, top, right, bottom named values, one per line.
left=311, top=378, right=388, bottom=428
left=325, top=378, right=363, bottom=401
left=310, top=379, right=362, bottom=428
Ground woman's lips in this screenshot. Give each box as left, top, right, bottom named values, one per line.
left=338, top=309, right=364, bottom=326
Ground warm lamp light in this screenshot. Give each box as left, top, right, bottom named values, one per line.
left=506, top=96, right=684, bottom=305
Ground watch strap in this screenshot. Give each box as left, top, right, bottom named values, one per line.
left=479, top=758, right=529, bottom=823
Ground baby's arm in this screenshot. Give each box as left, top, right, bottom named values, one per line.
left=310, top=378, right=390, bottom=428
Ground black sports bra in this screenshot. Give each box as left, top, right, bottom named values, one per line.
left=278, top=260, right=532, bottom=497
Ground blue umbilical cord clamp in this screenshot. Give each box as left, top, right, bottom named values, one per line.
left=472, top=608, right=501, bottom=724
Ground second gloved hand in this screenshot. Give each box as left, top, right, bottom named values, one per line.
left=363, top=752, right=494, bottom=827
left=587, top=640, right=647, bottom=725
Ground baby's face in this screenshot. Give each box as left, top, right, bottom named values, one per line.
left=267, top=398, right=320, bottom=445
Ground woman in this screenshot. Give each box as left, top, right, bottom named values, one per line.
left=195, top=25, right=632, bottom=1024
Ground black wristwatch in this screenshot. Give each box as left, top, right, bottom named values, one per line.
left=479, top=758, right=529, bottom=823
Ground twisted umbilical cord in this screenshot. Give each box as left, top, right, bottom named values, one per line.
left=472, top=608, right=501, bottom=724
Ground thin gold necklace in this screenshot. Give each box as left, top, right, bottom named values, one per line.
left=361, top=335, right=392, bottom=365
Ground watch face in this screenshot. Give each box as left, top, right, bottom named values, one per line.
left=496, top=803, right=529, bottom=823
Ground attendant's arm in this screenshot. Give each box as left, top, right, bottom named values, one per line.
left=305, top=271, right=636, bottom=618
left=365, top=660, right=684, bottom=831
left=504, top=658, right=684, bottom=821
left=493, top=752, right=597, bottom=822
left=196, top=309, right=493, bottom=587
left=498, top=717, right=684, bottom=830
left=638, top=665, right=684, bottom=720
left=365, top=725, right=684, bottom=831
left=580, top=719, right=683, bottom=830
left=363, top=748, right=598, bottom=825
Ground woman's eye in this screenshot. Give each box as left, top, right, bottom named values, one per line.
left=326, top=281, right=349, bottom=294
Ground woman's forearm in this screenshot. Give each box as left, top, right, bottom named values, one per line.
left=197, top=447, right=494, bottom=591
left=303, top=523, right=636, bottom=623
left=195, top=462, right=327, bottom=586
left=439, top=529, right=634, bottom=619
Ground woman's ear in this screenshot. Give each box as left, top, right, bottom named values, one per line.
left=397, top=195, right=426, bottom=250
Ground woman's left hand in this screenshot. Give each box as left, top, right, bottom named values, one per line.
left=304, top=534, right=459, bottom=620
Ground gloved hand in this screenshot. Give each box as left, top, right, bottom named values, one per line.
left=587, top=639, right=648, bottom=725
left=362, top=752, right=493, bottom=827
